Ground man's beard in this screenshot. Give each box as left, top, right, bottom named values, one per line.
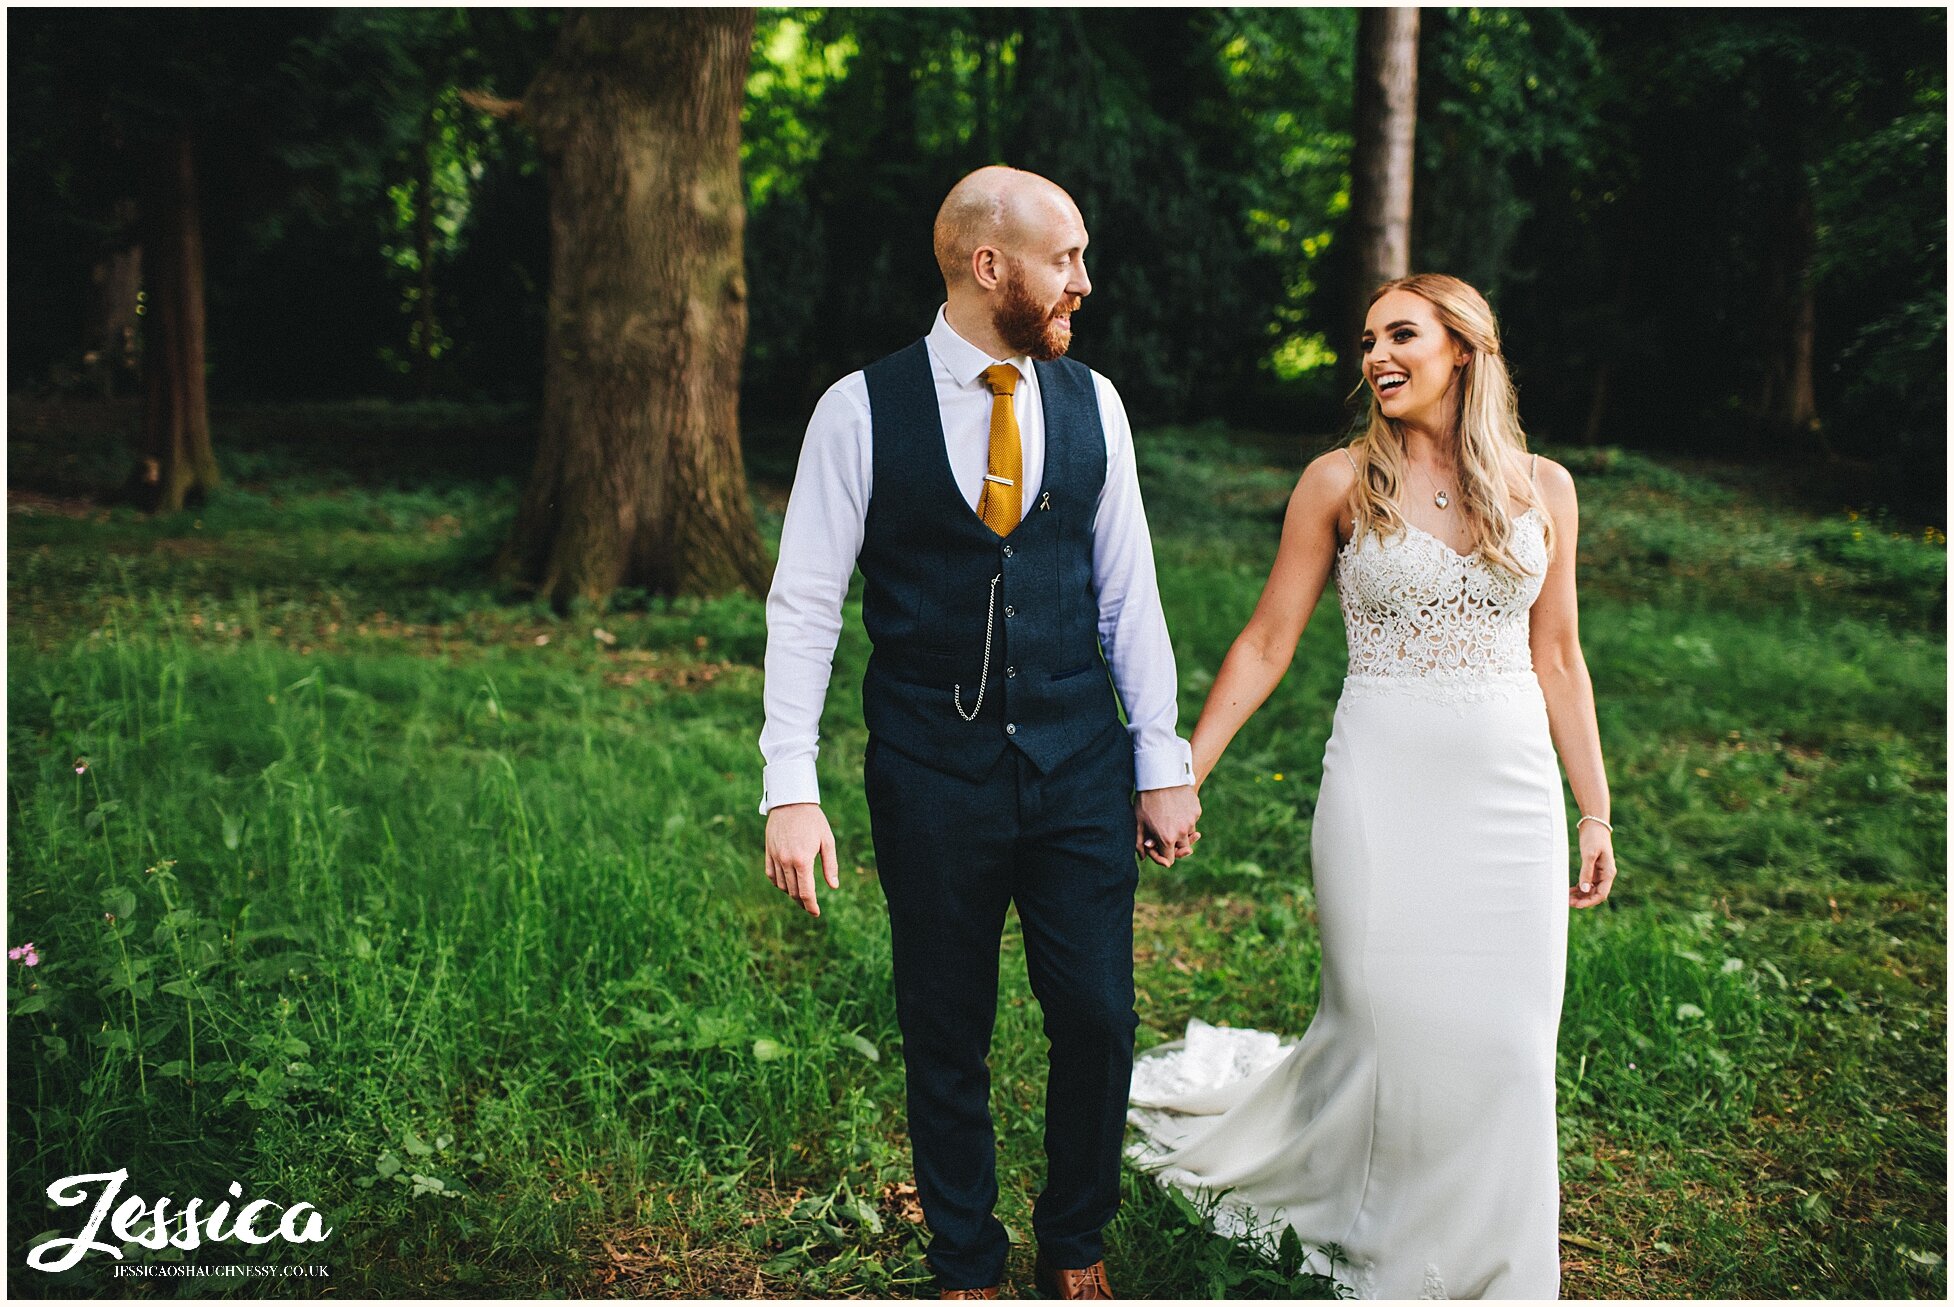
left=992, top=273, right=1080, bottom=362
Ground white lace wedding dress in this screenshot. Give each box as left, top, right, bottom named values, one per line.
left=1129, top=501, right=1568, bottom=1300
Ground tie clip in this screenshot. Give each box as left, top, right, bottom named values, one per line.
left=984, top=474, right=1015, bottom=487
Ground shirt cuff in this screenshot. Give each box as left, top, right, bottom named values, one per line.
left=759, top=758, right=822, bottom=815
left=1134, top=737, right=1195, bottom=792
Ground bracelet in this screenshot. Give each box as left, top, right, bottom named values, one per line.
left=1577, top=814, right=1613, bottom=833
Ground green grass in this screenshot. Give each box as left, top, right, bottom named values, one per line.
left=6, top=401, right=1945, bottom=1297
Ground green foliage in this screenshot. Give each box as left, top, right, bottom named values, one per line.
left=9, top=8, right=1943, bottom=503
left=740, top=9, right=1312, bottom=421
left=1412, top=7, right=1606, bottom=301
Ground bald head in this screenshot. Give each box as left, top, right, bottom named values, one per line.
left=933, top=166, right=1083, bottom=287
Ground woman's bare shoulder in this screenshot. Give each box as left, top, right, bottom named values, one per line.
left=1291, top=445, right=1360, bottom=544
left=1300, top=445, right=1361, bottom=497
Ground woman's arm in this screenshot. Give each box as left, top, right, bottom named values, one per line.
left=1190, top=450, right=1355, bottom=789
left=1527, top=456, right=1618, bottom=907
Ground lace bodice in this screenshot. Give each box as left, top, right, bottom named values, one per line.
left=1335, top=508, right=1547, bottom=695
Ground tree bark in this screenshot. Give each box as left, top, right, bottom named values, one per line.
left=1341, top=7, right=1420, bottom=403
left=1580, top=360, right=1612, bottom=447
left=414, top=104, right=438, bottom=399
left=87, top=199, right=142, bottom=401
left=1753, top=184, right=1820, bottom=454
left=133, top=129, right=219, bottom=513
left=497, top=8, right=769, bottom=608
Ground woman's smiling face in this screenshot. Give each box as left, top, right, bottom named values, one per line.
left=1361, top=289, right=1469, bottom=430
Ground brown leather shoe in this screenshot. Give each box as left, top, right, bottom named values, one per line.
left=1034, top=1255, right=1115, bottom=1300
left=940, top=1287, right=1000, bottom=1300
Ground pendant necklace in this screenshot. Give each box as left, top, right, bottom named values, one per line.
left=1416, top=462, right=1453, bottom=510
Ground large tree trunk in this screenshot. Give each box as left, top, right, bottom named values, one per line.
left=497, top=9, right=768, bottom=609
left=133, top=129, right=219, bottom=513
left=1341, top=7, right=1420, bottom=403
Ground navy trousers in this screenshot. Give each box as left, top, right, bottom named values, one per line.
left=865, top=720, right=1138, bottom=1290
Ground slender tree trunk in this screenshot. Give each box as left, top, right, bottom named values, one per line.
left=1341, top=7, right=1420, bottom=402
left=414, top=103, right=438, bottom=399
left=975, top=28, right=995, bottom=164
left=1754, top=184, right=1820, bottom=453
left=133, top=129, right=218, bottom=513
left=87, top=199, right=142, bottom=400
left=1576, top=361, right=1607, bottom=446
left=496, top=9, right=768, bottom=609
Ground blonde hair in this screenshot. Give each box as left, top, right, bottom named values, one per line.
left=1345, top=273, right=1552, bottom=575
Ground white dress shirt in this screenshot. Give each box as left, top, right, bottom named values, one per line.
left=758, top=305, right=1194, bottom=813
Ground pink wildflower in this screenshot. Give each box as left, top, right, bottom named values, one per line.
left=8, top=942, right=40, bottom=966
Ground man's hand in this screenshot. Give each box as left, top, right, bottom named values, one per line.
left=765, top=803, right=840, bottom=917
left=1135, top=785, right=1201, bottom=868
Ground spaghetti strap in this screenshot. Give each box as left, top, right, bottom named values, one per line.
left=1343, top=447, right=1358, bottom=476
left=1530, top=452, right=1539, bottom=488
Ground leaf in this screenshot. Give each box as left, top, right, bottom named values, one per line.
left=40, top=1034, right=68, bottom=1061
left=102, top=886, right=137, bottom=920
left=1899, top=1247, right=1943, bottom=1268
left=752, top=1038, right=786, bottom=1062
left=158, top=1061, right=189, bottom=1078
left=375, top=1152, right=402, bottom=1179
left=840, top=1033, right=880, bottom=1063
left=402, top=1130, right=434, bottom=1157
left=11, top=994, right=51, bottom=1016
left=89, top=1028, right=135, bottom=1053
left=1674, top=1002, right=1705, bottom=1020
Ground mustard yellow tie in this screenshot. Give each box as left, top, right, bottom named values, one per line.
left=978, top=363, right=1023, bottom=536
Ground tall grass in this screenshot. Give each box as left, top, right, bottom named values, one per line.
left=5, top=404, right=1944, bottom=1297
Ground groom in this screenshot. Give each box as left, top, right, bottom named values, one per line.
left=758, top=165, right=1200, bottom=1299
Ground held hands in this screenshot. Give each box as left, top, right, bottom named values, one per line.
left=765, top=802, right=840, bottom=917
left=1135, top=784, right=1202, bottom=868
left=1569, top=822, right=1617, bottom=909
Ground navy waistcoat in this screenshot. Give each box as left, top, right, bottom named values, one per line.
left=858, top=338, right=1122, bottom=782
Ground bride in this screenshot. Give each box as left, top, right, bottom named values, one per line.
left=1128, top=273, right=1617, bottom=1299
